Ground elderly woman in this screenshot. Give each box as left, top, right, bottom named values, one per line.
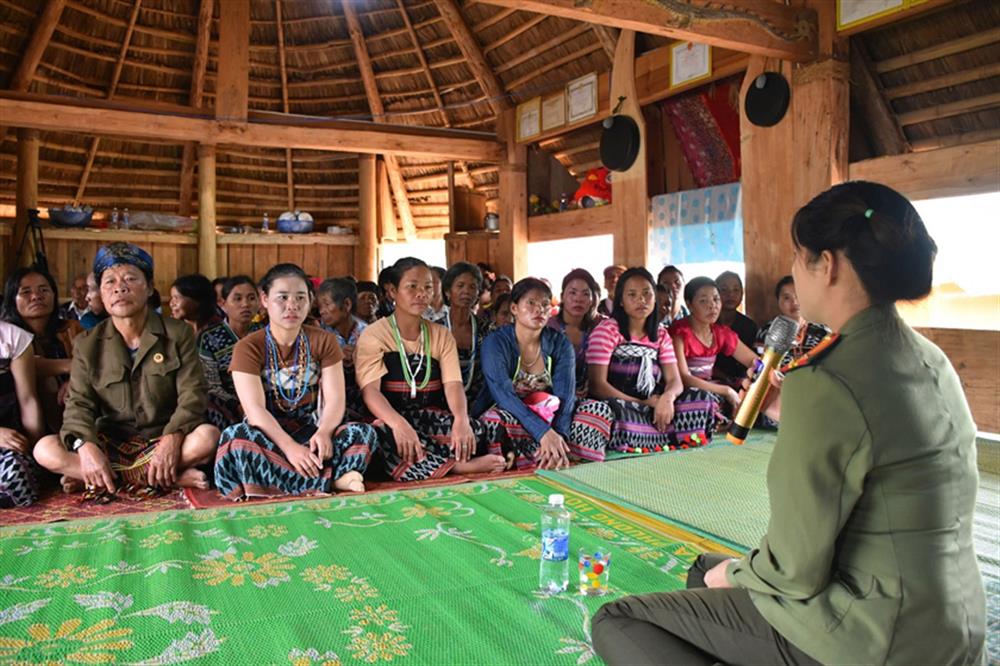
left=33, top=243, right=219, bottom=496
left=0, top=320, right=45, bottom=507
left=593, top=181, right=985, bottom=665
left=1, top=266, right=84, bottom=432
left=170, top=273, right=219, bottom=334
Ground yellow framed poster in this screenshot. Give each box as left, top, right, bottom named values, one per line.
left=566, top=72, right=598, bottom=124
left=670, top=41, right=712, bottom=88
left=516, top=97, right=541, bottom=142
left=837, top=0, right=906, bottom=30
left=541, top=92, right=566, bottom=132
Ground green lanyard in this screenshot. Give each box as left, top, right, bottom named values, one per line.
left=389, top=315, right=432, bottom=398
left=513, top=354, right=552, bottom=381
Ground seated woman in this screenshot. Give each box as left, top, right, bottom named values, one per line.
left=594, top=182, right=985, bottom=666
left=317, top=277, right=367, bottom=420
left=714, top=271, right=758, bottom=387
left=587, top=268, right=687, bottom=454
left=1, top=320, right=45, bottom=507
left=430, top=262, right=488, bottom=404
left=669, top=277, right=760, bottom=443
left=197, top=275, right=260, bottom=429
left=214, top=264, right=379, bottom=500
left=1, top=266, right=84, bottom=433
left=33, top=243, right=219, bottom=496
left=657, top=265, right=688, bottom=326
left=547, top=268, right=605, bottom=398
left=169, top=273, right=220, bottom=334
left=79, top=271, right=108, bottom=330
left=475, top=278, right=612, bottom=469
left=758, top=275, right=832, bottom=365
left=355, top=257, right=504, bottom=482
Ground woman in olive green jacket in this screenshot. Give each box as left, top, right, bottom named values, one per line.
left=34, top=243, right=219, bottom=495
left=593, top=181, right=986, bottom=665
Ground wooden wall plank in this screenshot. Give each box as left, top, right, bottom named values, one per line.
left=178, top=245, right=198, bottom=277
left=327, top=246, right=353, bottom=276
left=155, top=244, right=179, bottom=296
left=277, top=244, right=305, bottom=268
left=254, top=245, right=279, bottom=280
left=302, top=243, right=323, bottom=278
left=918, top=327, right=1000, bottom=434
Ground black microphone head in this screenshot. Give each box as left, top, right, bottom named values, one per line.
left=765, top=315, right=799, bottom=354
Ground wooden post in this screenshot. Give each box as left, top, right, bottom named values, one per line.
left=216, top=0, right=250, bottom=122
left=197, top=144, right=218, bottom=278
left=356, top=154, right=378, bottom=282
left=447, top=162, right=457, bottom=233
left=740, top=5, right=849, bottom=324
left=8, top=129, right=39, bottom=270
left=498, top=108, right=527, bottom=280
left=609, top=30, right=648, bottom=268
left=378, top=159, right=398, bottom=243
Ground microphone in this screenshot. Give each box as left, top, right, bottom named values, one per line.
left=726, top=315, right=799, bottom=445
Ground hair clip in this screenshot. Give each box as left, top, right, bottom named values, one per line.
left=864, top=208, right=874, bottom=219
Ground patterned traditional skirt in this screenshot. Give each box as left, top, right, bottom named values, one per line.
left=374, top=406, right=489, bottom=483
left=214, top=421, right=379, bottom=501
left=0, top=448, right=39, bottom=508
left=206, top=394, right=243, bottom=431
left=673, top=388, right=725, bottom=446
left=98, top=433, right=161, bottom=487
left=480, top=399, right=613, bottom=468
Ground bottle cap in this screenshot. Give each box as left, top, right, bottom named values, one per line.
left=548, top=494, right=564, bottom=506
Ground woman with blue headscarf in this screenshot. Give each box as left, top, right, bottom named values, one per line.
left=34, top=242, right=220, bottom=497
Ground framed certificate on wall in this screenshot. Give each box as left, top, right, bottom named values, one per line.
left=541, top=92, right=566, bottom=131
left=516, top=97, right=541, bottom=141
left=566, top=73, right=598, bottom=124
left=670, top=41, right=712, bottom=88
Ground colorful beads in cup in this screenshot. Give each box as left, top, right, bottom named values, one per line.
left=578, top=547, right=611, bottom=596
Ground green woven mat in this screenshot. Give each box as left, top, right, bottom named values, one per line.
left=0, top=476, right=732, bottom=665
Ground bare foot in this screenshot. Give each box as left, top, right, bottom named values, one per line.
left=60, top=476, right=84, bottom=494
left=455, top=454, right=506, bottom=475
left=333, top=471, right=365, bottom=493
left=176, top=468, right=209, bottom=490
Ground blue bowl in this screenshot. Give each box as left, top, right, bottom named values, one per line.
left=48, top=208, right=93, bottom=227
left=276, top=217, right=314, bottom=233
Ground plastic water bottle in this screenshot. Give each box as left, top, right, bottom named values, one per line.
left=111, top=207, right=119, bottom=229
left=121, top=208, right=130, bottom=230
left=262, top=212, right=269, bottom=232
left=539, top=494, right=570, bottom=593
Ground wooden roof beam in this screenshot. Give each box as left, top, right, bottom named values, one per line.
left=897, top=92, right=1000, bottom=127
left=875, top=26, right=1000, bottom=74
left=342, top=0, right=416, bottom=240
left=9, top=0, right=65, bottom=90
left=849, top=40, right=908, bottom=156
left=476, top=0, right=816, bottom=61
left=0, top=93, right=505, bottom=161
left=433, top=0, right=511, bottom=116
left=883, top=62, right=1000, bottom=101
left=591, top=25, right=618, bottom=61
left=216, top=0, right=250, bottom=122
left=276, top=0, right=294, bottom=211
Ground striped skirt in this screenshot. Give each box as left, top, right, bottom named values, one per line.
left=480, top=399, right=613, bottom=468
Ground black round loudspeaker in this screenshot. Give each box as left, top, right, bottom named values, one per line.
left=744, top=72, right=791, bottom=128
left=600, top=114, right=641, bottom=172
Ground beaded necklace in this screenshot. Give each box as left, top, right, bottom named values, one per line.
left=389, top=315, right=431, bottom=398
left=445, top=309, right=477, bottom=392
left=264, top=324, right=313, bottom=411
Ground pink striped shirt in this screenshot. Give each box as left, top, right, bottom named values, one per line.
left=586, top=318, right=677, bottom=366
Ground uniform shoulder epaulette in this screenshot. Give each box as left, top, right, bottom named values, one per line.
left=780, top=333, right=840, bottom=374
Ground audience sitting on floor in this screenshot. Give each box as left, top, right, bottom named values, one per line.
left=713, top=270, right=759, bottom=387
left=0, top=237, right=846, bottom=507
left=33, top=242, right=220, bottom=500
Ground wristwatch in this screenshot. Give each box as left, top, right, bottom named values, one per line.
left=71, top=438, right=86, bottom=452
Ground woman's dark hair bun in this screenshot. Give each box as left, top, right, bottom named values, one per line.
left=792, top=180, right=937, bottom=304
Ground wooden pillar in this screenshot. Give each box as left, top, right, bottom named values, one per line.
left=7, top=129, right=40, bottom=270
left=197, top=144, right=218, bottom=278
left=740, top=6, right=849, bottom=324
left=356, top=154, right=378, bottom=282
left=497, top=108, right=527, bottom=280
left=447, top=161, right=457, bottom=233
left=377, top=158, right=398, bottom=243
left=216, top=0, right=250, bottom=122
left=609, top=30, right=648, bottom=268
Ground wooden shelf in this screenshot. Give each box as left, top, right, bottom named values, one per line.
left=219, top=232, right=357, bottom=246
left=528, top=205, right=614, bottom=242
left=39, top=227, right=197, bottom=245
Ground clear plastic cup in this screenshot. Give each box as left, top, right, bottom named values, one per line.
left=578, top=547, right=610, bottom=596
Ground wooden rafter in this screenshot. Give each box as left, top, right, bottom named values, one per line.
left=0, top=93, right=506, bottom=161
left=591, top=24, right=618, bottom=60
left=178, top=0, right=213, bottom=216
left=849, top=40, right=908, bottom=157
left=216, top=0, right=250, bottom=122
left=276, top=0, right=294, bottom=211
left=884, top=62, right=1000, bottom=101
left=433, top=0, right=510, bottom=116
left=477, top=0, right=816, bottom=61
left=395, top=0, right=473, bottom=189
left=74, top=0, right=142, bottom=205
left=341, top=0, right=416, bottom=240
left=9, top=0, right=66, bottom=91
left=494, top=23, right=589, bottom=74
left=875, top=26, right=1000, bottom=73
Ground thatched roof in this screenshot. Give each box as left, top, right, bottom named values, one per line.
left=0, top=0, right=996, bottom=237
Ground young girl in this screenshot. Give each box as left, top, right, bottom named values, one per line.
left=586, top=268, right=686, bottom=453
left=197, top=275, right=260, bottom=429
left=475, top=278, right=613, bottom=469
left=214, top=264, right=379, bottom=500
left=355, top=257, right=504, bottom=482
left=669, top=276, right=759, bottom=442
left=431, top=262, right=488, bottom=404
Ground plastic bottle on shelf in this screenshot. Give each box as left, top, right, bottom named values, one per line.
left=539, top=494, right=570, bottom=594
left=122, top=208, right=130, bottom=230
left=111, top=207, right=119, bottom=230
left=262, top=212, right=270, bottom=232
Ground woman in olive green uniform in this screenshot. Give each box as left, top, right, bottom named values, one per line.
left=593, top=181, right=986, bottom=665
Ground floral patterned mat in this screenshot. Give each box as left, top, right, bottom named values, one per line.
left=0, top=476, right=732, bottom=665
